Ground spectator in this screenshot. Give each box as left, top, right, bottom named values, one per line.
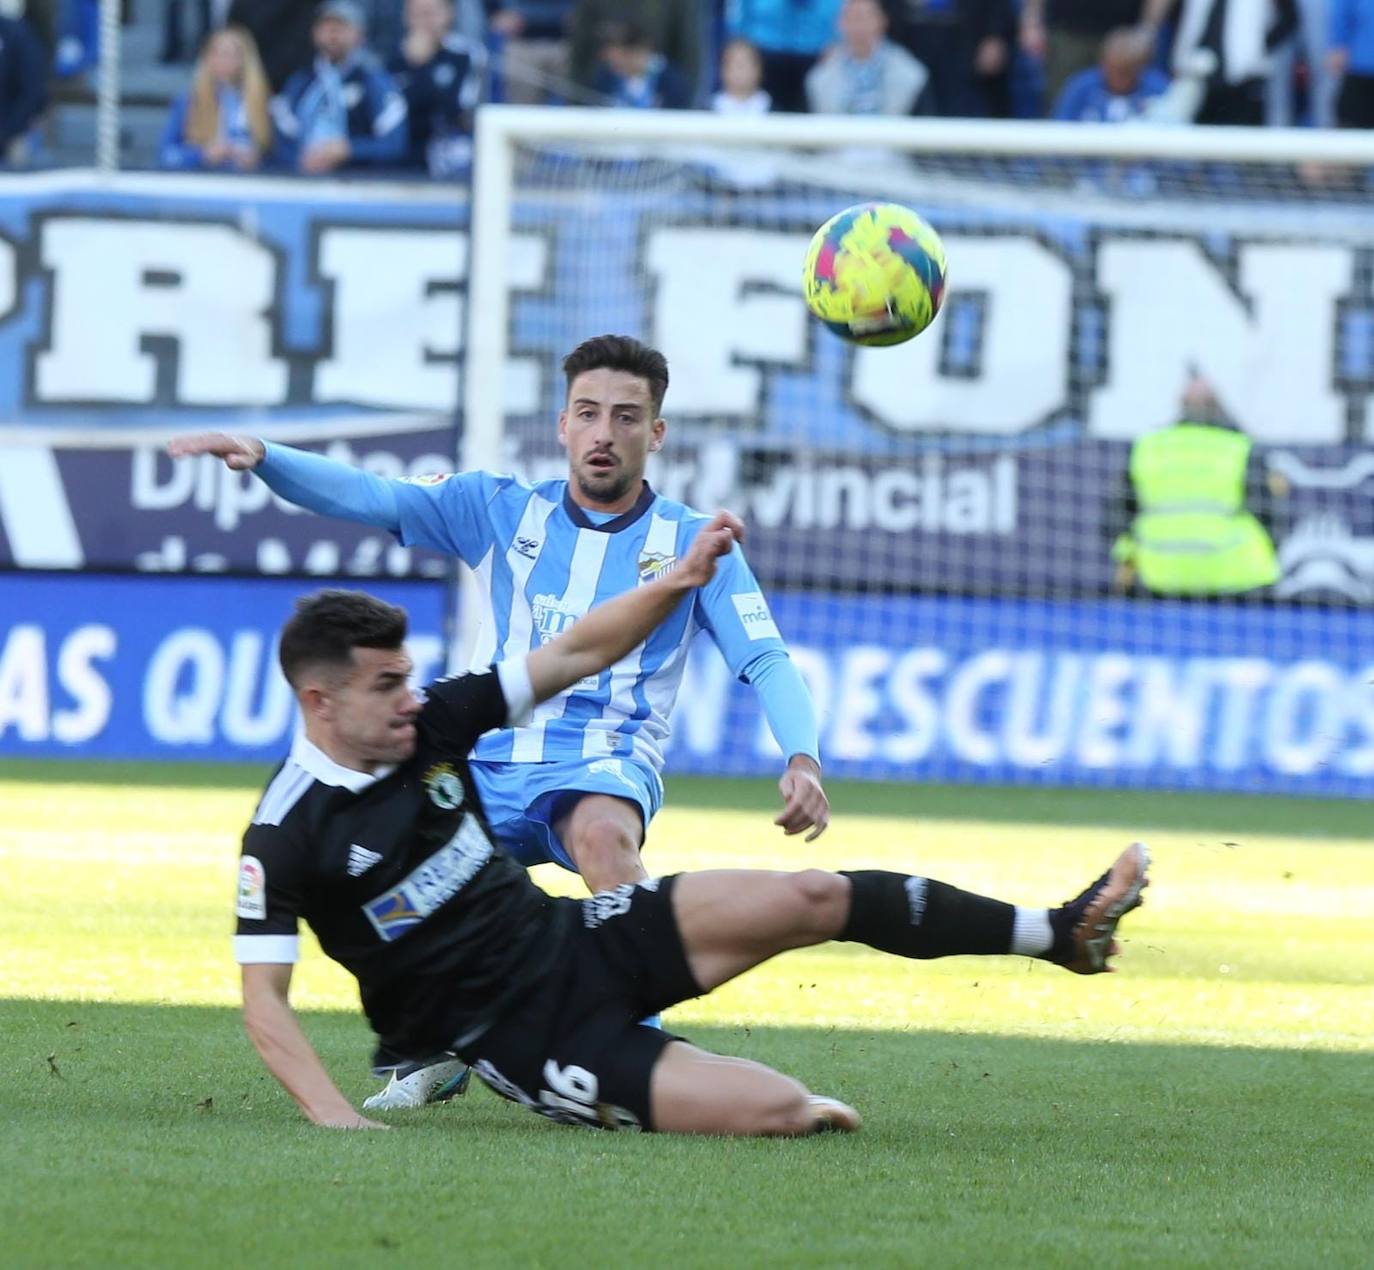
left=1053, top=26, right=1170, bottom=120
left=725, top=0, right=843, bottom=112
left=591, top=19, right=692, bottom=108
left=368, top=0, right=484, bottom=57
left=487, top=1, right=576, bottom=104
left=272, top=1, right=409, bottom=174
left=389, top=0, right=485, bottom=175
left=1269, top=0, right=1335, bottom=125
left=228, top=0, right=316, bottom=90
left=159, top=26, right=273, bottom=171
left=885, top=0, right=1017, bottom=117
left=1171, top=0, right=1298, bottom=125
left=0, top=12, right=45, bottom=166
left=569, top=0, right=700, bottom=102
left=806, top=0, right=929, bottom=115
left=712, top=36, right=772, bottom=113
left=1330, top=0, right=1374, bottom=127
left=1019, top=0, right=1175, bottom=111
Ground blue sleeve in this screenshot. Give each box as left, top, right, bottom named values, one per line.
left=747, top=648, right=821, bottom=765
left=256, top=442, right=401, bottom=530
left=269, top=83, right=303, bottom=169
left=389, top=471, right=502, bottom=566
left=693, top=538, right=789, bottom=678
left=158, top=96, right=206, bottom=170
left=1052, top=72, right=1092, bottom=122
left=348, top=68, right=409, bottom=164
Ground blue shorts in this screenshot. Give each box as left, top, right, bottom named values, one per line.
left=471, top=757, right=665, bottom=872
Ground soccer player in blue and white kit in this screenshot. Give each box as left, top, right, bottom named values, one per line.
left=171, top=334, right=830, bottom=1106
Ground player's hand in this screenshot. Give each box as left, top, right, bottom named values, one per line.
left=776, top=755, right=829, bottom=842
left=676, top=511, right=745, bottom=587
left=315, top=1110, right=391, bottom=1130
left=167, top=432, right=265, bottom=470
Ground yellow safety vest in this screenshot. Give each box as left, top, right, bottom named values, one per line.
left=1128, top=424, right=1278, bottom=595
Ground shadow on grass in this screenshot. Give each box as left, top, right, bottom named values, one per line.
left=3, top=759, right=1368, bottom=839
left=6, top=997, right=1371, bottom=1266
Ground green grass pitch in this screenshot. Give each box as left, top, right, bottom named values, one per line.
left=2, top=761, right=1371, bottom=1268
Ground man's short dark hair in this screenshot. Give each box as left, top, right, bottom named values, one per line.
left=562, top=335, right=670, bottom=415
left=279, top=590, right=407, bottom=689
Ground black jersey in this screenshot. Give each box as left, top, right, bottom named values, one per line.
left=233, top=662, right=573, bottom=1055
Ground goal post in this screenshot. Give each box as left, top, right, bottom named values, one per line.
left=462, top=106, right=1374, bottom=798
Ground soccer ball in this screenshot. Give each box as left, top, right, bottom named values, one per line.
left=802, top=202, right=947, bottom=347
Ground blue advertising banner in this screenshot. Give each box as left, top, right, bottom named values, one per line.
left=4, top=574, right=1371, bottom=797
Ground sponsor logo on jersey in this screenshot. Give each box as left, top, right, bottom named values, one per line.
left=514, top=536, right=540, bottom=560
left=637, top=551, right=677, bottom=585
left=347, top=843, right=383, bottom=877
left=531, top=593, right=581, bottom=643
left=362, top=815, right=493, bottom=942
left=731, top=591, right=781, bottom=641
left=397, top=472, right=453, bottom=486
left=423, top=763, right=466, bottom=811
left=236, top=855, right=267, bottom=920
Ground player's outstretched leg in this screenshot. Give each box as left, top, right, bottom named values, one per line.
left=649, top=1042, right=860, bottom=1136
left=671, top=843, right=1150, bottom=993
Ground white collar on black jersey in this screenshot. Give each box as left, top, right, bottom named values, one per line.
left=290, top=732, right=395, bottom=794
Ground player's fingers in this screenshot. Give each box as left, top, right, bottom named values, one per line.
left=166, top=432, right=219, bottom=457
left=707, top=509, right=746, bottom=543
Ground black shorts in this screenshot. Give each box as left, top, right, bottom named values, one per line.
left=458, top=875, right=702, bottom=1132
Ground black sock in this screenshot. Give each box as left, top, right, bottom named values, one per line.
left=837, top=870, right=1014, bottom=959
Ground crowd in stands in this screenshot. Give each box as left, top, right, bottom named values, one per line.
left=1, top=0, right=1374, bottom=172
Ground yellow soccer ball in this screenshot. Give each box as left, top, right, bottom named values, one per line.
left=802, top=202, right=947, bottom=346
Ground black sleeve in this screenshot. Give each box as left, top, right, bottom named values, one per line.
left=234, top=824, right=306, bottom=942
left=419, top=667, right=512, bottom=756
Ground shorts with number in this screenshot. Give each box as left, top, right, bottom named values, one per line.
left=471, top=757, right=664, bottom=872
left=458, top=874, right=700, bottom=1131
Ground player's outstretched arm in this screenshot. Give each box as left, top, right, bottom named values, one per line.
left=241, top=963, right=388, bottom=1130
left=167, top=433, right=403, bottom=532
left=524, top=511, right=744, bottom=706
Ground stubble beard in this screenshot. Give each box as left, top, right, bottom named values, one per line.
left=574, top=464, right=634, bottom=507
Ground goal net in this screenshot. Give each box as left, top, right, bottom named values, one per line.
left=465, top=108, right=1374, bottom=799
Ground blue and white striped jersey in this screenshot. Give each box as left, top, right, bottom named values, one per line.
left=391, top=473, right=788, bottom=771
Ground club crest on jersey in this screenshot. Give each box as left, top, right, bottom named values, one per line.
left=638, top=551, right=677, bottom=585
left=424, top=763, right=465, bottom=810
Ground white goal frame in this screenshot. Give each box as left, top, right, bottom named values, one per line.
left=464, top=104, right=1374, bottom=478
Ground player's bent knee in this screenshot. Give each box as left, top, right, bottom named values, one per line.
left=789, top=869, right=849, bottom=938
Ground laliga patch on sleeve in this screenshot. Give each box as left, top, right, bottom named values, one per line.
left=237, top=855, right=267, bottom=921
left=731, top=592, right=781, bottom=641
left=397, top=473, right=453, bottom=487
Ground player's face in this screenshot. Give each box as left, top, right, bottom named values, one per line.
left=326, top=647, right=422, bottom=770
left=558, top=368, right=666, bottom=510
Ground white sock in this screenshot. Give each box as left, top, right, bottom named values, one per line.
left=1011, top=907, right=1053, bottom=957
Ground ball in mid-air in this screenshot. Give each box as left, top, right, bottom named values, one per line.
left=803, top=202, right=947, bottom=347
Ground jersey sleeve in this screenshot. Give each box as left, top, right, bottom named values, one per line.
left=419, top=658, right=533, bottom=756
left=233, top=824, right=306, bottom=965
left=390, top=470, right=505, bottom=567
left=692, top=538, right=789, bottom=680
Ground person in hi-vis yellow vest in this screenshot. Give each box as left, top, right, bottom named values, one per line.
left=1111, top=377, right=1287, bottom=597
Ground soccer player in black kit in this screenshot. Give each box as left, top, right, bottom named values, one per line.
left=235, top=512, right=1149, bottom=1134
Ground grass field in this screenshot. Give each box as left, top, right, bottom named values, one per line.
left=2, top=762, right=1372, bottom=1269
